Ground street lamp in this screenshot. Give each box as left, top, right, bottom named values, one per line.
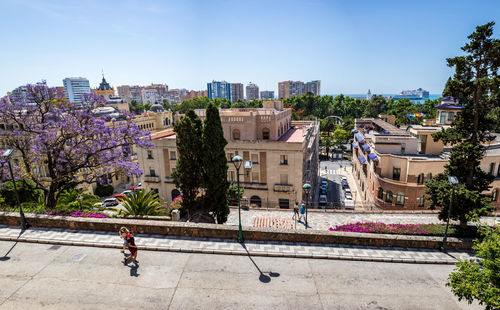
left=2, top=149, right=29, bottom=230
left=303, top=183, right=311, bottom=229
left=231, top=155, right=244, bottom=243
left=441, top=175, right=458, bottom=252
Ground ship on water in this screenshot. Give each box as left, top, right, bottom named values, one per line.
left=393, top=88, right=429, bottom=100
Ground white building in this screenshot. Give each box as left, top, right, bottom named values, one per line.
left=141, top=88, right=159, bottom=104
left=63, top=77, right=91, bottom=106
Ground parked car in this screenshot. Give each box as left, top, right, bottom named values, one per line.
left=122, top=190, right=133, bottom=197
left=129, top=183, right=142, bottom=191
left=319, top=195, right=328, bottom=205
left=114, top=193, right=126, bottom=201
left=342, top=180, right=349, bottom=188
left=321, top=180, right=328, bottom=186
left=341, top=176, right=347, bottom=182
left=344, top=188, right=351, bottom=194
left=92, top=202, right=103, bottom=211
left=103, top=198, right=118, bottom=208
left=320, top=187, right=327, bottom=195
left=345, top=193, right=352, bottom=200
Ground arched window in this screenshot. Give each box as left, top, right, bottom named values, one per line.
left=171, top=189, right=181, bottom=201
left=417, top=173, right=425, bottom=185
left=250, top=195, right=262, bottom=208
left=493, top=189, right=498, bottom=202
left=385, top=191, right=393, bottom=203
left=418, top=195, right=425, bottom=207
left=426, top=173, right=432, bottom=182
left=262, top=128, right=270, bottom=140
left=377, top=187, right=383, bottom=200
left=232, top=129, right=240, bottom=140
left=396, top=192, right=405, bottom=206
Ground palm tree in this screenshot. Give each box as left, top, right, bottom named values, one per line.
left=119, top=190, right=164, bottom=216
left=57, top=188, right=100, bottom=210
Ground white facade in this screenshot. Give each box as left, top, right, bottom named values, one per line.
left=63, top=77, right=91, bottom=105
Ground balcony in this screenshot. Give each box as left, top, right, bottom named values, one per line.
left=273, top=184, right=294, bottom=193
left=143, top=175, right=161, bottom=183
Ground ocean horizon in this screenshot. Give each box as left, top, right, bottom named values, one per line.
left=326, top=94, right=442, bottom=104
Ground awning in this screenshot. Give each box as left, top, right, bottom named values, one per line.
left=352, top=142, right=358, bottom=149
left=367, top=153, right=379, bottom=161
left=357, top=155, right=367, bottom=164
left=361, top=144, right=370, bottom=152
left=351, top=129, right=358, bottom=133
left=355, top=133, right=365, bottom=143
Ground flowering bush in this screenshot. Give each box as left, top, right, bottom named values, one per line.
left=329, top=222, right=431, bottom=235
left=47, top=210, right=108, bottom=218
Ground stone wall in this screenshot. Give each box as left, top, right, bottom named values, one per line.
left=0, top=212, right=473, bottom=250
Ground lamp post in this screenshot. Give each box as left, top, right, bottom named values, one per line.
left=303, top=183, right=311, bottom=229
left=231, top=155, right=244, bottom=243
left=2, top=149, right=29, bottom=230
left=441, top=175, right=458, bottom=252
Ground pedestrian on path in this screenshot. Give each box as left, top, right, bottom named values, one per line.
left=124, top=230, right=139, bottom=264
left=292, top=202, right=299, bottom=221
left=299, top=203, right=306, bottom=221
left=119, top=227, right=129, bottom=254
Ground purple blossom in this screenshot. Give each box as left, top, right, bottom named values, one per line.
left=329, top=222, right=431, bottom=235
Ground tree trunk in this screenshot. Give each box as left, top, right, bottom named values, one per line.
left=45, top=183, right=58, bottom=209
left=459, top=219, right=468, bottom=229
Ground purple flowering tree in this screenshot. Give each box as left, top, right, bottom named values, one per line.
left=0, top=82, right=152, bottom=209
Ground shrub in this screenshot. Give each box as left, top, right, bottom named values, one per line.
left=94, top=184, right=113, bottom=197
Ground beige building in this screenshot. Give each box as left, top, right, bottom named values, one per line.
left=137, top=100, right=319, bottom=209
left=352, top=97, right=500, bottom=211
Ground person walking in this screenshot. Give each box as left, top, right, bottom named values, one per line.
left=299, top=203, right=306, bottom=222
left=124, top=230, right=139, bottom=264
left=119, top=227, right=129, bottom=254
left=292, top=201, right=299, bottom=221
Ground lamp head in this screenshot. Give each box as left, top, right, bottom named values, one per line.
left=2, top=149, right=13, bottom=158
left=303, top=183, right=311, bottom=193
left=231, top=155, right=243, bottom=169
left=448, top=176, right=458, bottom=185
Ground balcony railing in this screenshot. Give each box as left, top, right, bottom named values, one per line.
left=143, top=175, right=161, bottom=183
left=273, top=184, right=294, bottom=193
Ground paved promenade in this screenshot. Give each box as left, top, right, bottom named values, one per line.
left=0, top=225, right=473, bottom=264
left=226, top=208, right=499, bottom=231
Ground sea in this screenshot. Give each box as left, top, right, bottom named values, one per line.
left=328, top=94, right=442, bottom=104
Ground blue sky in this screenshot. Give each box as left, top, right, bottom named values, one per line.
left=0, top=0, right=498, bottom=96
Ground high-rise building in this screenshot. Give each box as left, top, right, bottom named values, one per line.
left=305, top=80, right=321, bottom=96
left=207, top=81, right=231, bottom=101
left=141, top=88, right=159, bottom=104
left=246, top=83, right=259, bottom=101
left=278, top=80, right=305, bottom=98
left=231, top=83, right=244, bottom=102
left=260, top=91, right=274, bottom=100
left=63, top=77, right=91, bottom=105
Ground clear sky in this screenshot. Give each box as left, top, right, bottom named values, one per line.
left=0, top=0, right=498, bottom=96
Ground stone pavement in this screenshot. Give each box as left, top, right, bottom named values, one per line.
left=0, top=224, right=473, bottom=264
left=227, top=208, right=499, bottom=231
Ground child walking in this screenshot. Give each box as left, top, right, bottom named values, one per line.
left=124, top=230, right=139, bottom=264
left=119, top=227, right=129, bottom=254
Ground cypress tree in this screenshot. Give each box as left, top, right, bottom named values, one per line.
left=426, top=22, right=499, bottom=226
left=202, top=103, right=230, bottom=223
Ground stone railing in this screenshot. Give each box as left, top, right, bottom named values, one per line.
left=0, top=212, right=474, bottom=250
left=273, top=184, right=294, bottom=193
left=143, top=175, right=161, bottom=183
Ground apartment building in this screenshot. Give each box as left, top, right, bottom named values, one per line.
left=351, top=97, right=500, bottom=210
left=137, top=100, right=319, bottom=209
left=305, top=80, right=321, bottom=96
left=260, top=90, right=274, bottom=100
left=207, top=81, right=231, bottom=100
left=246, top=83, right=259, bottom=101
left=63, top=77, right=91, bottom=105
left=231, top=83, right=244, bottom=102
left=184, top=90, right=208, bottom=101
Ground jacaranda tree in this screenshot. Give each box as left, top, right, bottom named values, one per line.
left=0, top=82, right=151, bottom=209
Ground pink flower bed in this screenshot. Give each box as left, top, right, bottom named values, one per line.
left=329, top=222, right=430, bottom=235
left=47, top=210, right=108, bottom=218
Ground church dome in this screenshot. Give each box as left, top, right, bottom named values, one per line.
left=97, top=77, right=112, bottom=91
left=150, top=104, right=165, bottom=113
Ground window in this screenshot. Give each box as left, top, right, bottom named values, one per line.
left=252, top=172, right=259, bottom=183
left=426, top=173, right=432, bottom=182
left=262, top=128, right=270, bottom=140
left=251, top=153, right=258, bottom=163
left=396, top=193, right=405, bottom=206
left=489, top=163, right=495, bottom=175
left=393, top=168, right=401, bottom=181
left=229, top=170, right=235, bottom=181
left=440, top=111, right=446, bottom=123
left=147, top=150, right=153, bottom=159
left=418, top=195, right=425, bottom=207
left=401, top=143, right=406, bottom=154
left=417, top=173, right=425, bottom=185
left=385, top=191, right=393, bottom=203
left=232, top=129, right=240, bottom=140
left=227, top=152, right=234, bottom=162
left=497, top=163, right=500, bottom=177
left=170, top=151, right=176, bottom=160
left=492, top=189, right=498, bottom=202
left=448, top=112, right=454, bottom=121
left=280, top=174, right=288, bottom=184
left=149, top=168, right=156, bottom=176
left=280, top=155, right=288, bottom=165
left=377, top=187, right=383, bottom=200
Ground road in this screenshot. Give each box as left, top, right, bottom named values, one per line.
left=319, top=158, right=352, bottom=208
left=0, top=241, right=480, bottom=309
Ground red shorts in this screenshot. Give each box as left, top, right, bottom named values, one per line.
left=129, top=246, right=137, bottom=255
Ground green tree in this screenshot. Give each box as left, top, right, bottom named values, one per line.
left=57, top=188, right=100, bottom=210
left=202, top=103, right=230, bottom=223
left=321, top=136, right=334, bottom=158
left=426, top=22, right=499, bottom=226
left=172, top=110, right=204, bottom=218
left=119, top=190, right=164, bottom=216
left=447, top=225, right=499, bottom=309
left=333, top=126, right=350, bottom=146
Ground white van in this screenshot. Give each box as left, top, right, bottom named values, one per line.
left=343, top=199, right=354, bottom=210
